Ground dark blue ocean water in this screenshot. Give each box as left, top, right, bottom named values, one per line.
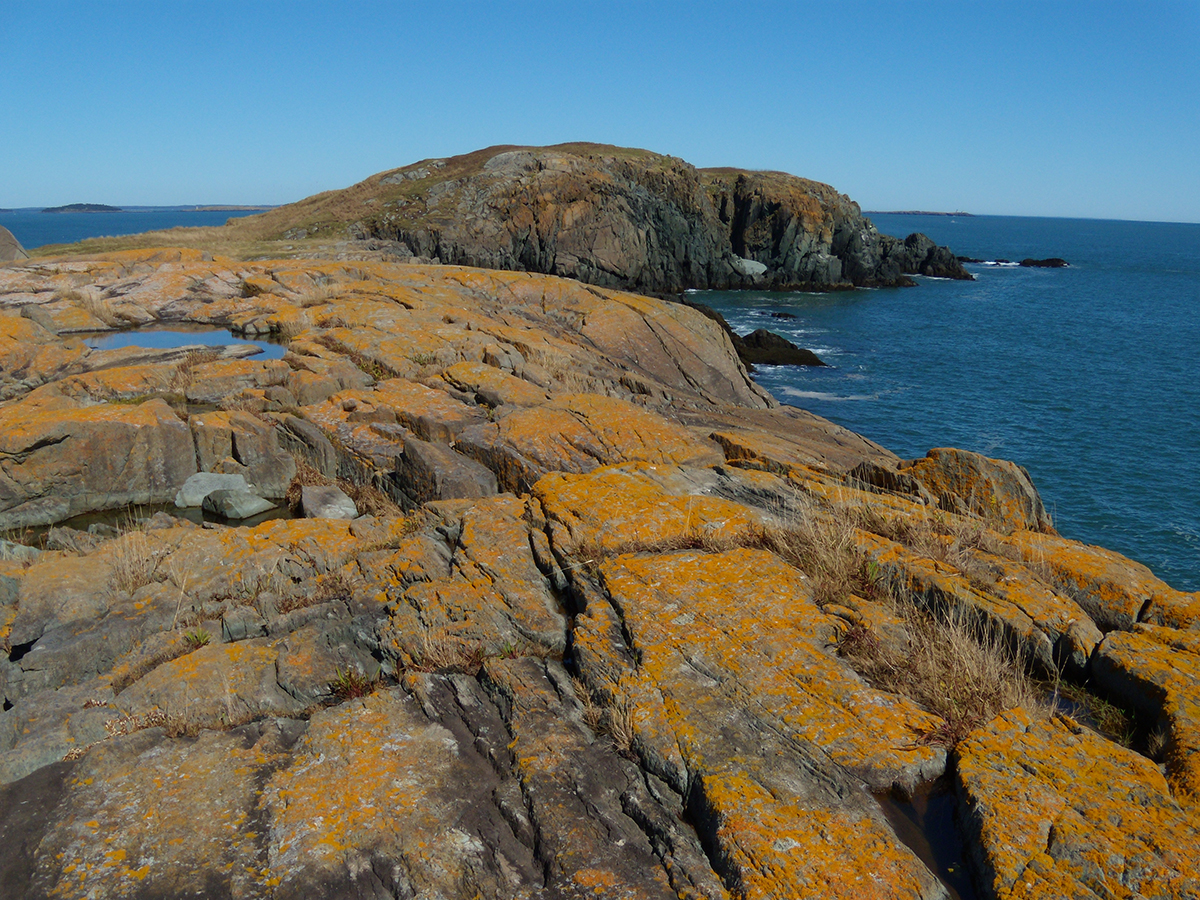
left=0, top=208, right=263, bottom=250
left=699, top=214, right=1200, bottom=591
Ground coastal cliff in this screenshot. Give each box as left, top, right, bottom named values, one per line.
left=0, top=251, right=1195, bottom=899
left=31, top=144, right=973, bottom=295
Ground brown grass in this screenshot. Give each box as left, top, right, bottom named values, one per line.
left=409, top=629, right=486, bottom=675
left=313, top=334, right=398, bottom=381
left=169, top=347, right=223, bottom=393
left=107, top=528, right=167, bottom=595
left=839, top=595, right=1044, bottom=747
left=329, top=666, right=378, bottom=701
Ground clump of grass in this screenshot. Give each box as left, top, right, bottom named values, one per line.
left=183, top=628, right=212, bottom=651
left=341, top=480, right=402, bottom=518
left=1047, top=679, right=1136, bottom=747
left=107, top=528, right=167, bottom=595
left=169, top=347, right=222, bottom=393
left=276, top=568, right=360, bottom=614
left=839, top=597, right=1043, bottom=748
left=313, top=334, right=398, bottom=381
left=408, top=351, right=437, bottom=366
left=329, top=666, right=378, bottom=701
left=409, top=629, right=486, bottom=675
left=572, top=676, right=636, bottom=756
left=297, top=281, right=340, bottom=307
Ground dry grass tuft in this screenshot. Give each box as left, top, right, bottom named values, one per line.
left=276, top=567, right=360, bottom=614
left=169, top=347, right=223, bottom=394
left=313, top=334, right=398, bottom=381
left=839, top=596, right=1044, bottom=747
left=329, top=666, right=378, bottom=701
left=107, top=528, right=168, bottom=595
left=409, top=629, right=486, bottom=675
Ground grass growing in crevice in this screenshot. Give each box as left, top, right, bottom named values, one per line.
left=313, top=333, right=399, bottom=381
left=285, top=457, right=404, bottom=519
left=572, top=675, right=636, bottom=756
left=838, top=595, right=1044, bottom=748
left=329, top=666, right=379, bottom=701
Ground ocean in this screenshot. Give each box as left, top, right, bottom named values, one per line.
left=0, top=208, right=263, bottom=250
left=7, top=208, right=1196, bottom=590
left=699, top=214, right=1200, bottom=591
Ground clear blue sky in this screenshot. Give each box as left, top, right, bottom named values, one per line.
left=4, top=1, right=1198, bottom=222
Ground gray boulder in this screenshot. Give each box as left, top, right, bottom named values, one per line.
left=175, top=472, right=251, bottom=508
left=201, top=489, right=275, bottom=521
left=0, top=226, right=28, bottom=263
left=300, top=484, right=357, bottom=519
left=394, top=438, right=499, bottom=505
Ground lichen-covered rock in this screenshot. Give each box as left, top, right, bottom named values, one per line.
left=0, top=396, right=197, bottom=528
left=957, top=708, right=1200, bottom=900
left=1093, top=625, right=1200, bottom=796
left=901, top=448, right=1053, bottom=533
left=0, top=248, right=1195, bottom=900
left=458, top=394, right=723, bottom=493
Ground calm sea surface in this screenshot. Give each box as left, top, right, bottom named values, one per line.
left=0, top=208, right=262, bottom=250
left=699, top=214, right=1200, bottom=591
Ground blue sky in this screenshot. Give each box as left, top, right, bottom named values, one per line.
left=4, top=1, right=1198, bottom=222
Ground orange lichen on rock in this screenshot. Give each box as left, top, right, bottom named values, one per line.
left=597, top=548, right=946, bottom=792
left=534, top=462, right=766, bottom=555
left=957, top=708, right=1200, bottom=899
left=1095, top=626, right=1200, bottom=797
left=1004, top=529, right=1198, bottom=630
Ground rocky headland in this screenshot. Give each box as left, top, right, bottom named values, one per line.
left=0, top=244, right=1195, bottom=899
left=30, top=144, right=973, bottom=297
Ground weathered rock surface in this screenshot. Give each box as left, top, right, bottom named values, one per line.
left=219, top=143, right=972, bottom=294
left=0, top=249, right=1194, bottom=900
left=0, top=226, right=28, bottom=263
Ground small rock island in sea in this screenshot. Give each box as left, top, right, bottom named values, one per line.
left=0, top=144, right=1195, bottom=899
left=39, top=203, right=124, bottom=213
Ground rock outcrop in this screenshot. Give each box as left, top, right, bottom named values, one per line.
left=0, top=226, right=28, bottom=263
left=0, top=250, right=1195, bottom=900
left=219, top=143, right=973, bottom=294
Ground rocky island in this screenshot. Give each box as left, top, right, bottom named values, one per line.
left=40, top=203, right=123, bottom=214
left=0, top=146, right=1196, bottom=899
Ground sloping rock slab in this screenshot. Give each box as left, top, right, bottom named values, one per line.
left=957, top=708, right=1200, bottom=900
left=0, top=398, right=196, bottom=529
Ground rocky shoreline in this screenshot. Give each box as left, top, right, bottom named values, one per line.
left=0, top=248, right=1195, bottom=899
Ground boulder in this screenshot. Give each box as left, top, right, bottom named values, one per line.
left=735, top=328, right=827, bottom=366
left=175, top=472, right=251, bottom=508
left=1020, top=257, right=1068, bottom=267
left=0, top=398, right=197, bottom=529
left=0, top=226, right=27, bottom=263
left=300, top=484, right=357, bottom=519
left=201, top=489, right=275, bottom=521
left=394, top=437, right=498, bottom=504
left=900, top=447, right=1053, bottom=532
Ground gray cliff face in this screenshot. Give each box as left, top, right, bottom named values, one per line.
left=350, top=144, right=972, bottom=294
left=0, top=226, right=28, bottom=263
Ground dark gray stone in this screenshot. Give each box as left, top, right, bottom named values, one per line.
left=394, top=438, right=499, bottom=504
left=175, top=472, right=251, bottom=508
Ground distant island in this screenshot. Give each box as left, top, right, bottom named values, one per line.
left=41, top=203, right=123, bottom=213
left=865, top=210, right=974, bottom=217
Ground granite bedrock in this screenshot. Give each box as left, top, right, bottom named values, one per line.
left=0, top=250, right=1194, bottom=900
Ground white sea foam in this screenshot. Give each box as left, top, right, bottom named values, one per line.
left=779, top=387, right=877, bottom=402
